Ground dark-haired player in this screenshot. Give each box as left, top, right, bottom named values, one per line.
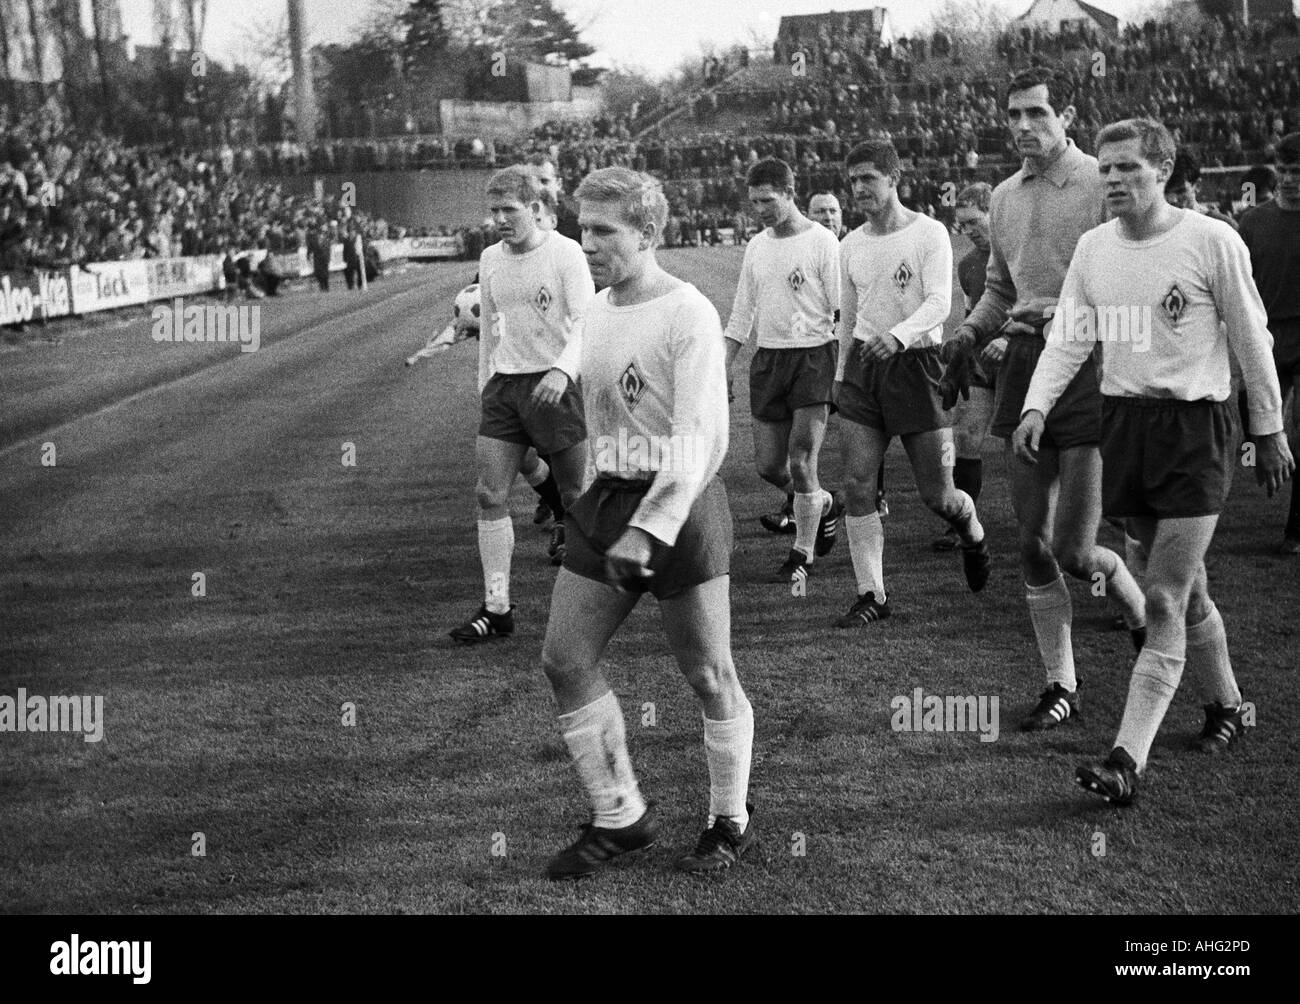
left=724, top=159, right=844, bottom=583
left=833, top=139, right=990, bottom=628
left=1239, top=132, right=1300, bottom=555
left=940, top=64, right=1146, bottom=727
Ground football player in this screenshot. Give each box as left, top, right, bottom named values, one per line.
left=542, top=167, right=754, bottom=879
left=939, top=65, right=1147, bottom=727
left=1014, top=117, right=1293, bottom=802
left=724, top=159, right=844, bottom=583
left=833, top=139, right=991, bottom=628
left=449, top=166, right=594, bottom=643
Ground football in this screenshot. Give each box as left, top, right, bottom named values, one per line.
left=452, top=283, right=481, bottom=331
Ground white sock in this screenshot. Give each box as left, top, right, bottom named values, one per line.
left=524, top=458, right=550, bottom=489
left=947, top=489, right=984, bottom=546
left=1026, top=576, right=1075, bottom=691
left=478, top=516, right=513, bottom=614
left=559, top=691, right=647, bottom=829
left=846, top=512, right=885, bottom=601
left=1104, top=547, right=1146, bottom=629
left=1115, top=648, right=1187, bottom=771
left=1186, top=605, right=1241, bottom=708
left=1124, top=533, right=1148, bottom=583
left=703, top=697, right=754, bottom=830
left=792, top=490, right=827, bottom=561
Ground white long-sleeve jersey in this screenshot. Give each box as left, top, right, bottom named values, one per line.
left=723, top=223, right=841, bottom=349
left=1023, top=211, right=1284, bottom=437
left=582, top=282, right=729, bottom=547
left=477, top=231, right=593, bottom=393
left=838, top=214, right=952, bottom=378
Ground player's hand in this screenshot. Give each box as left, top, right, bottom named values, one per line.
left=938, top=354, right=970, bottom=411
left=605, top=528, right=655, bottom=593
left=531, top=368, right=570, bottom=408
left=939, top=326, right=976, bottom=366
left=980, top=335, right=1009, bottom=367
left=865, top=331, right=902, bottom=362
left=1253, top=431, right=1296, bottom=498
left=1012, top=410, right=1046, bottom=465
left=1005, top=298, right=1058, bottom=338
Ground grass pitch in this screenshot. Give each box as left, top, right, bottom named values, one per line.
left=1, top=246, right=1297, bottom=914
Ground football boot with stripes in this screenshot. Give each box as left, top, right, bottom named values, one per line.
left=1020, top=682, right=1078, bottom=731
left=675, top=804, right=756, bottom=873
left=814, top=495, right=844, bottom=557
left=771, top=548, right=812, bottom=585
left=1076, top=746, right=1139, bottom=806
left=1190, top=701, right=1247, bottom=754
left=448, top=604, right=514, bottom=644
left=545, top=804, right=658, bottom=880
left=834, top=591, right=891, bottom=628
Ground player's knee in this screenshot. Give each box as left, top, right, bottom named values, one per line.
left=683, top=658, right=735, bottom=701
left=475, top=481, right=509, bottom=511
left=1018, top=530, right=1054, bottom=569
left=1185, top=590, right=1213, bottom=625
left=918, top=484, right=950, bottom=513
left=1055, top=545, right=1094, bottom=581
left=541, top=644, right=587, bottom=689
left=1145, top=585, right=1188, bottom=624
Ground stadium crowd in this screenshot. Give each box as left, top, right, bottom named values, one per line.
left=4, top=9, right=1296, bottom=273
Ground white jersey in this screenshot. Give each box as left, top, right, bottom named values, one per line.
left=582, top=282, right=728, bottom=546
left=837, top=213, right=952, bottom=378
left=1024, top=211, right=1284, bottom=436
left=477, top=230, right=593, bottom=392
left=723, top=223, right=841, bottom=349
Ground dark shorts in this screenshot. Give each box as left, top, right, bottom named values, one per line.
left=992, top=335, right=1101, bottom=448
left=749, top=342, right=838, bottom=422
left=970, top=353, right=996, bottom=391
left=1100, top=396, right=1237, bottom=519
left=563, top=476, right=733, bottom=600
left=1270, top=319, right=1300, bottom=385
left=837, top=341, right=951, bottom=438
left=479, top=371, right=586, bottom=455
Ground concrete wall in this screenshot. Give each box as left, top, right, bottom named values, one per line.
left=276, top=170, right=497, bottom=230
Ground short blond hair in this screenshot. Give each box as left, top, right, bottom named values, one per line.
left=575, top=167, right=669, bottom=233
left=486, top=165, right=542, bottom=205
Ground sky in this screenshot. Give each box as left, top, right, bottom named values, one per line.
left=117, top=0, right=1170, bottom=80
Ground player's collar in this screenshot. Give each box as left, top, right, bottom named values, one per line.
left=1020, top=139, right=1083, bottom=188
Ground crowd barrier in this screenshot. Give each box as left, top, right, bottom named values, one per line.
left=1, top=236, right=463, bottom=327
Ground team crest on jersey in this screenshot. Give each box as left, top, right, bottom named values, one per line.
left=1161, top=283, right=1186, bottom=324
left=535, top=285, right=553, bottom=313
left=893, top=261, right=913, bottom=292
left=619, top=361, right=647, bottom=410
left=788, top=266, right=806, bottom=292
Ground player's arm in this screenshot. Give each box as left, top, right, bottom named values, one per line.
left=1012, top=250, right=1096, bottom=463
left=477, top=260, right=499, bottom=396
left=1214, top=229, right=1294, bottom=495
left=628, top=298, right=729, bottom=548
left=722, top=242, right=759, bottom=371
left=879, top=224, right=952, bottom=354
left=536, top=242, right=595, bottom=404
left=834, top=241, right=858, bottom=385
